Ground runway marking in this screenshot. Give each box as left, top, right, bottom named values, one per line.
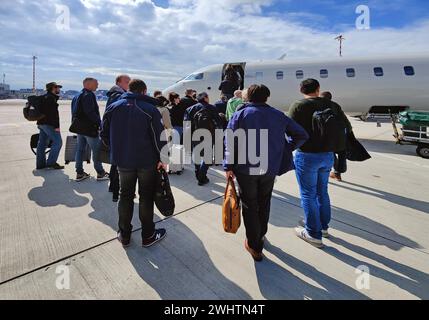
left=371, top=152, right=429, bottom=169
left=0, top=123, right=21, bottom=128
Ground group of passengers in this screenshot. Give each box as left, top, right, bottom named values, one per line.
left=35, top=71, right=353, bottom=259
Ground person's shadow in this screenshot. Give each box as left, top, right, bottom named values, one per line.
left=359, top=138, right=417, bottom=157
left=167, top=166, right=226, bottom=204
left=334, top=181, right=429, bottom=215
left=267, top=191, right=428, bottom=299
left=270, top=190, right=422, bottom=251
left=325, top=236, right=429, bottom=299
left=255, top=240, right=370, bottom=300
left=28, top=170, right=89, bottom=208
left=124, top=217, right=252, bottom=300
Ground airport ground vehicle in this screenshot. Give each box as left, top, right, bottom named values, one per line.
left=391, top=111, right=429, bottom=159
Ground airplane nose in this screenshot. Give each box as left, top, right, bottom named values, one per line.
left=163, top=83, right=183, bottom=96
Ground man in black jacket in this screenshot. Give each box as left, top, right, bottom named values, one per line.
left=320, top=91, right=352, bottom=182
left=105, top=75, right=130, bottom=201
left=36, top=82, right=64, bottom=170
left=184, top=92, right=223, bottom=186
left=180, top=89, right=198, bottom=110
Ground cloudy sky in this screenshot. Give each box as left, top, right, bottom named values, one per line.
left=1, top=0, right=429, bottom=91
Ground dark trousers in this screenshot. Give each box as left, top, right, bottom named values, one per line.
left=334, top=151, right=347, bottom=174
left=118, top=167, right=157, bottom=239
left=110, top=165, right=120, bottom=199
left=235, top=173, right=276, bottom=253
left=195, top=161, right=209, bottom=181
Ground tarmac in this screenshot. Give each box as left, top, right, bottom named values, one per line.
left=0, top=100, right=428, bottom=300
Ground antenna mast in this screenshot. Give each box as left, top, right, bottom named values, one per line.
left=335, top=35, right=345, bottom=57
left=32, top=55, right=38, bottom=93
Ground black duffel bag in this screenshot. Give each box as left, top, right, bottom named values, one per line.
left=30, top=133, right=52, bottom=155
left=154, top=168, right=175, bottom=217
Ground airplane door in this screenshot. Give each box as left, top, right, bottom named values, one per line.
left=222, top=62, right=246, bottom=90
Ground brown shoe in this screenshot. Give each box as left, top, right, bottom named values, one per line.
left=245, top=240, right=263, bottom=262
left=330, top=172, right=342, bottom=182
left=117, top=231, right=131, bottom=248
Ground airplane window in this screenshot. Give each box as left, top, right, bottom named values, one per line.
left=374, top=67, right=384, bottom=77
left=404, top=66, right=415, bottom=76
left=296, top=70, right=304, bottom=79
left=320, top=69, right=328, bottom=78
left=276, top=71, right=284, bottom=80
left=185, top=73, right=204, bottom=81
left=346, top=68, right=356, bottom=78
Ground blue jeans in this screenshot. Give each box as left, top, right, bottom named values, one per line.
left=294, top=151, right=334, bottom=240
left=76, top=134, right=104, bottom=175
left=36, top=125, right=63, bottom=168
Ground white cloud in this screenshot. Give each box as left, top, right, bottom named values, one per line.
left=0, top=0, right=428, bottom=90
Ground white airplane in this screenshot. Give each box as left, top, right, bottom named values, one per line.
left=163, top=54, right=429, bottom=116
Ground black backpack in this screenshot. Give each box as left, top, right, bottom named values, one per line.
left=192, top=107, right=217, bottom=136
left=23, top=95, right=46, bottom=121
left=312, top=108, right=347, bottom=153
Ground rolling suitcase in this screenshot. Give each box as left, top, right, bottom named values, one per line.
left=65, top=135, right=91, bottom=165
left=168, top=144, right=185, bottom=175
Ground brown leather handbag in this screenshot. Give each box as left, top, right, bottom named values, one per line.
left=222, top=177, right=241, bottom=234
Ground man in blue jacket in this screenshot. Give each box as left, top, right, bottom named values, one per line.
left=71, top=78, right=109, bottom=182
left=101, top=79, right=168, bottom=248
left=224, top=84, right=308, bottom=262
left=184, top=92, right=224, bottom=186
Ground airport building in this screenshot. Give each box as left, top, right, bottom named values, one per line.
left=0, top=83, right=10, bottom=99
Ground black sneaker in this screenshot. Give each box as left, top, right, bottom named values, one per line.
left=198, top=177, right=210, bottom=186
left=97, top=172, right=110, bottom=181
left=112, top=195, right=119, bottom=203
left=117, top=231, right=131, bottom=248
left=142, top=229, right=167, bottom=248
left=48, top=163, right=65, bottom=170
left=76, top=172, right=90, bottom=182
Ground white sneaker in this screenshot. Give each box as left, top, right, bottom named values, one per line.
left=299, top=219, right=330, bottom=238
left=295, top=227, right=324, bottom=249
left=322, top=230, right=330, bottom=239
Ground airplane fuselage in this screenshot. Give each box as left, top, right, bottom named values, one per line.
left=163, top=55, right=429, bottom=115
